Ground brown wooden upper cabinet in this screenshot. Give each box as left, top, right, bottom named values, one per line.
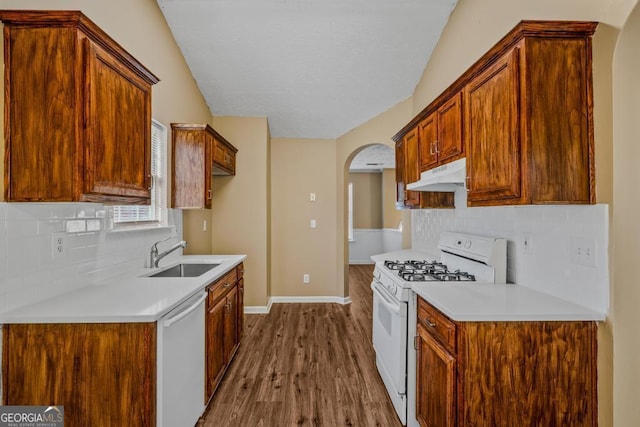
left=418, top=92, right=464, bottom=172
left=0, top=10, right=159, bottom=204
left=394, top=21, right=597, bottom=207
left=171, top=123, right=237, bottom=209
left=396, top=130, right=454, bottom=210
left=466, top=22, right=596, bottom=206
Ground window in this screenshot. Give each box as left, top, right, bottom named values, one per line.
left=113, top=119, right=167, bottom=224
left=348, top=182, right=354, bottom=241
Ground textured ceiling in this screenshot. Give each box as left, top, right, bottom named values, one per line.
left=157, top=0, right=457, bottom=139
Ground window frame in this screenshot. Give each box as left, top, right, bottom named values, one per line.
left=112, top=119, right=167, bottom=227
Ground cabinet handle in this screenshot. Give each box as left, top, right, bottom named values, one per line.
left=434, top=141, right=440, bottom=154
left=466, top=176, right=470, bottom=192
left=426, top=318, right=437, bottom=328
left=224, top=282, right=232, bottom=288
left=414, top=335, right=419, bottom=350
left=429, top=142, right=436, bottom=155
left=148, top=175, right=153, bottom=191
left=208, top=189, right=212, bottom=200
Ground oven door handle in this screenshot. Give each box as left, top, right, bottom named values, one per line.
left=370, top=282, right=401, bottom=315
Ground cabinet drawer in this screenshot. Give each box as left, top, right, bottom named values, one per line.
left=418, top=297, right=457, bottom=351
left=208, top=269, right=237, bottom=306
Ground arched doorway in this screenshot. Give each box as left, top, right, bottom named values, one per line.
left=347, top=144, right=401, bottom=263
left=344, top=143, right=400, bottom=297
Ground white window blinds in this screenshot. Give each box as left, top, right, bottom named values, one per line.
left=113, top=119, right=166, bottom=223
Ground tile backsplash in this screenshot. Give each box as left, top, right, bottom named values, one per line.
left=412, top=191, right=609, bottom=314
left=0, top=202, right=184, bottom=314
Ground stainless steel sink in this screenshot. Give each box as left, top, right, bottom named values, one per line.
left=148, top=263, right=220, bottom=278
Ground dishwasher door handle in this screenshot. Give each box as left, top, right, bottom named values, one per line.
left=163, top=293, right=207, bottom=328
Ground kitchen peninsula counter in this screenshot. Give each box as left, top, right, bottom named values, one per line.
left=0, top=254, right=246, bottom=324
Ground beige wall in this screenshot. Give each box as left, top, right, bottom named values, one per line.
left=409, top=0, right=639, bottom=425
left=0, top=0, right=213, bottom=202
left=271, top=138, right=338, bottom=297
left=207, top=116, right=271, bottom=308
left=349, top=173, right=382, bottom=229
left=612, top=2, right=640, bottom=425
left=336, top=98, right=414, bottom=295
left=382, top=169, right=403, bottom=229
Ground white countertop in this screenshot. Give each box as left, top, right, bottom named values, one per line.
left=412, top=283, right=605, bottom=321
left=0, top=254, right=246, bottom=324
left=371, top=249, right=605, bottom=321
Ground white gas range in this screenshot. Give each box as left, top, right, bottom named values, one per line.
left=370, top=232, right=506, bottom=426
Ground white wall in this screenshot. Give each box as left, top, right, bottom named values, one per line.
left=412, top=191, right=608, bottom=314
left=349, top=228, right=402, bottom=264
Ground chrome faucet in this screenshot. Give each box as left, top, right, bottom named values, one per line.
left=150, top=237, right=188, bottom=268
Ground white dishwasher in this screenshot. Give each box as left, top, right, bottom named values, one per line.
left=157, top=292, right=207, bottom=427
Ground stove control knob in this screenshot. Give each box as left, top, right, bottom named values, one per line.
left=464, top=239, right=472, bottom=249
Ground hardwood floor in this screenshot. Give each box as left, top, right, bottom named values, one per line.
left=199, top=264, right=402, bottom=426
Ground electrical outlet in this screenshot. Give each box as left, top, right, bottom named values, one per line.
left=570, top=237, right=596, bottom=267
left=310, top=192, right=316, bottom=202
left=310, top=219, right=317, bottom=228
left=52, top=232, right=66, bottom=259
left=203, top=220, right=207, bottom=232
left=303, top=274, right=310, bottom=284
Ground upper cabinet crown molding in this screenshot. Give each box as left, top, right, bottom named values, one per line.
left=0, top=10, right=159, bottom=204
left=392, top=20, right=597, bottom=143
left=0, top=10, right=159, bottom=85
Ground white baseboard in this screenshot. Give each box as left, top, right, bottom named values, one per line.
left=270, top=296, right=352, bottom=305
left=244, top=297, right=273, bottom=314
left=244, top=296, right=352, bottom=314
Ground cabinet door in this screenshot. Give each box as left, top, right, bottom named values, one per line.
left=395, top=140, right=406, bottom=208
left=224, top=285, right=239, bottom=362
left=437, top=92, right=464, bottom=164
left=83, top=40, right=152, bottom=203
left=416, top=324, right=456, bottom=427
left=3, top=323, right=156, bottom=426
left=213, top=139, right=236, bottom=175
left=4, top=26, right=79, bottom=201
left=206, top=297, right=226, bottom=402
left=465, top=48, right=521, bottom=205
left=418, top=113, right=438, bottom=171
left=172, top=129, right=211, bottom=209
left=237, top=276, right=245, bottom=340
left=404, top=128, right=422, bottom=208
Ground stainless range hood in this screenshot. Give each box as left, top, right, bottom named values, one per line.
left=406, top=157, right=466, bottom=192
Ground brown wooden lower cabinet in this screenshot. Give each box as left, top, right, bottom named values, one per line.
left=2, top=322, right=156, bottom=426
left=205, top=262, right=243, bottom=403
left=416, top=297, right=597, bottom=427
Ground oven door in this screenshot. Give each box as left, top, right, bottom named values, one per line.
left=371, top=281, right=408, bottom=408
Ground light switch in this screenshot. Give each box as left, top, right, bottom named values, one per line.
left=310, top=219, right=317, bottom=228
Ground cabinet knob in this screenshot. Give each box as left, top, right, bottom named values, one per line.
left=224, top=282, right=232, bottom=288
